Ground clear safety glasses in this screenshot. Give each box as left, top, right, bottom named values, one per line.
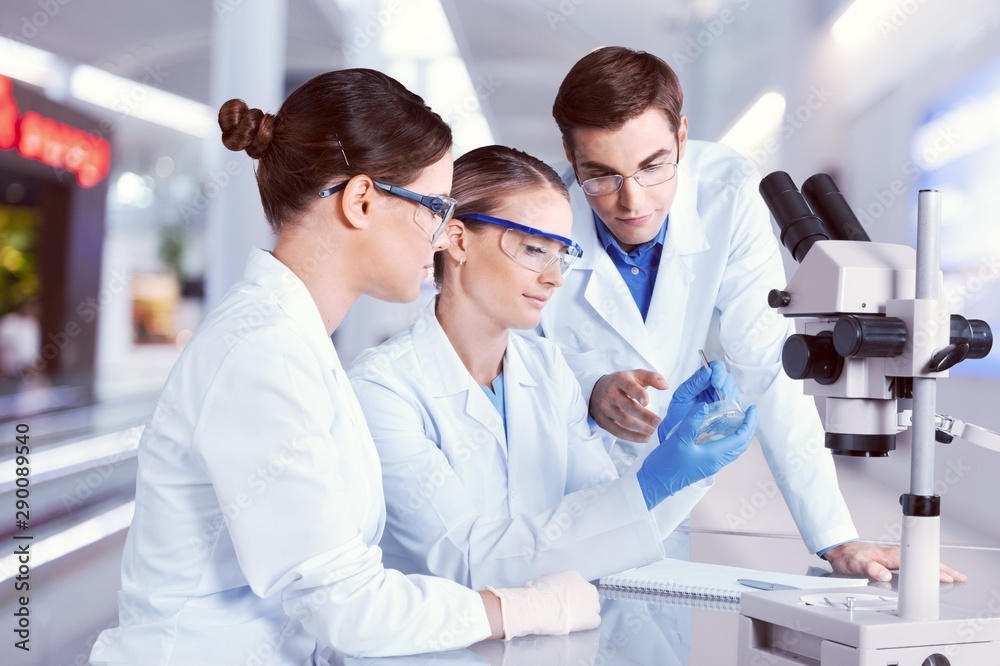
left=458, top=213, right=584, bottom=276
left=318, top=180, right=458, bottom=242
left=580, top=163, right=678, bottom=196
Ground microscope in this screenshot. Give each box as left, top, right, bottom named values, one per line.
left=737, top=172, right=1000, bottom=665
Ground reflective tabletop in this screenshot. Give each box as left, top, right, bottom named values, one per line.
left=328, top=529, right=1000, bottom=665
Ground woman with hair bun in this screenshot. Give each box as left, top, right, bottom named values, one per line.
left=348, top=145, right=758, bottom=590
left=91, top=70, right=599, bottom=666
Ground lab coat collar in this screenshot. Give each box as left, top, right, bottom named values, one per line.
left=503, top=334, right=541, bottom=390
left=411, top=301, right=473, bottom=398
left=410, top=301, right=512, bottom=453
left=560, top=158, right=710, bottom=367
left=411, top=301, right=541, bottom=397
left=643, top=160, right=708, bottom=340
left=242, top=248, right=340, bottom=371
left=664, top=158, right=711, bottom=256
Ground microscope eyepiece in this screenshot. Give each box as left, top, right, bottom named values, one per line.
left=759, top=171, right=830, bottom=263
left=801, top=173, right=871, bottom=243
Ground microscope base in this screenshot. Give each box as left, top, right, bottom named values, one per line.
left=737, top=587, right=1000, bottom=665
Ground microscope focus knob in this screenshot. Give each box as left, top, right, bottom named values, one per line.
left=768, top=289, right=791, bottom=308
left=782, top=332, right=843, bottom=385
left=950, top=315, right=994, bottom=359
left=833, top=315, right=908, bottom=358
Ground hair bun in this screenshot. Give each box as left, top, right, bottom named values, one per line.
left=219, top=98, right=275, bottom=159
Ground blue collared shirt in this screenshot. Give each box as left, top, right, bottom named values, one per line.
left=593, top=211, right=669, bottom=321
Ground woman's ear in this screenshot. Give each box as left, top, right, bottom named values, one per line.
left=339, top=175, right=378, bottom=230
left=443, top=219, right=468, bottom=262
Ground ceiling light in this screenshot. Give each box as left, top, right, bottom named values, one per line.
left=719, top=92, right=787, bottom=160
left=70, top=64, right=214, bottom=137
left=0, top=37, right=60, bottom=87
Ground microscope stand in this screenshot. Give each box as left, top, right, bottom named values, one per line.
left=738, top=586, right=1000, bottom=665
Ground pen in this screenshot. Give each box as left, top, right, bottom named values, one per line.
left=737, top=578, right=801, bottom=591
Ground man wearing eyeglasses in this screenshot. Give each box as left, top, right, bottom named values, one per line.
left=539, top=46, right=964, bottom=583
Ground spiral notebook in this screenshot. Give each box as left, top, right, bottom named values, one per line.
left=598, top=558, right=869, bottom=609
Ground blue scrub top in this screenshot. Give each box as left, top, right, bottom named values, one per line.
left=480, top=370, right=507, bottom=435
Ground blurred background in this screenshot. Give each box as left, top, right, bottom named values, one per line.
left=0, top=0, right=999, bottom=663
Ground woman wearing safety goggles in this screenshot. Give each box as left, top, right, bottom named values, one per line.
left=348, top=145, right=757, bottom=590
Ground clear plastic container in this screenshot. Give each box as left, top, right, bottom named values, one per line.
left=695, top=398, right=745, bottom=444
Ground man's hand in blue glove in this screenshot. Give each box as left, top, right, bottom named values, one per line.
left=657, top=360, right=738, bottom=443
left=637, top=403, right=759, bottom=510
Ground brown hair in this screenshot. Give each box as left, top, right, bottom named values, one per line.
left=552, top=46, right=683, bottom=154
left=219, top=69, right=452, bottom=231
left=433, top=145, right=568, bottom=289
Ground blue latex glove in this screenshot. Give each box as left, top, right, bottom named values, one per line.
left=656, top=360, right=739, bottom=443
left=637, top=403, right=759, bottom=510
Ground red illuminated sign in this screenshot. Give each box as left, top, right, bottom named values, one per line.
left=0, top=75, right=111, bottom=188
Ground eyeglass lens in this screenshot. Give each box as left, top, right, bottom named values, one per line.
left=583, top=163, right=677, bottom=195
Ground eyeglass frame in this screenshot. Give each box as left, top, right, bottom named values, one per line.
left=457, top=213, right=584, bottom=275
left=317, top=179, right=457, bottom=242
left=578, top=162, right=679, bottom=196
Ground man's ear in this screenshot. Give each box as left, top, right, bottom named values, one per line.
left=339, top=175, right=378, bottom=230
left=676, top=115, right=689, bottom=163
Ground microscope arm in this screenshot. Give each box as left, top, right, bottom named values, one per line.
left=897, top=411, right=1000, bottom=452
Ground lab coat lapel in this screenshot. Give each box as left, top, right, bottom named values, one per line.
left=645, top=163, right=709, bottom=361
left=570, top=200, right=652, bottom=363
left=501, top=337, right=554, bottom=515
left=410, top=303, right=508, bottom=459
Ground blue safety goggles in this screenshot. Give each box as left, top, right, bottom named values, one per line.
left=458, top=213, right=583, bottom=276
left=319, top=180, right=457, bottom=242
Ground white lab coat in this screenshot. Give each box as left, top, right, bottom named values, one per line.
left=91, top=249, right=491, bottom=665
left=347, top=303, right=710, bottom=590
left=539, top=140, right=858, bottom=554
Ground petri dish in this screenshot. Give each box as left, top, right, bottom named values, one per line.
left=696, top=398, right=745, bottom=444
